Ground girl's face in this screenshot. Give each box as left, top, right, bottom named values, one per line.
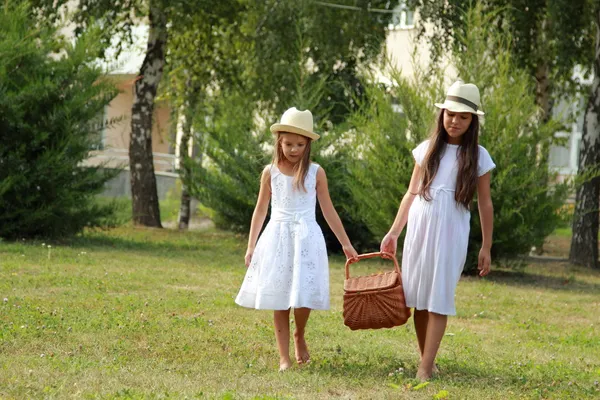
left=443, top=110, right=473, bottom=143
left=280, top=133, right=308, bottom=163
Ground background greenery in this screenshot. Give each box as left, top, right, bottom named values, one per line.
left=189, top=6, right=570, bottom=273
left=0, top=2, right=120, bottom=239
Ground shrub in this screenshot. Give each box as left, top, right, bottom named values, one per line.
left=341, top=6, right=569, bottom=273
left=185, top=88, right=271, bottom=233
left=0, top=2, right=119, bottom=239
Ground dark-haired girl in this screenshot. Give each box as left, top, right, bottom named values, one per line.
left=381, top=81, right=495, bottom=381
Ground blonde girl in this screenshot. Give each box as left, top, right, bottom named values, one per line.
left=236, top=107, right=358, bottom=371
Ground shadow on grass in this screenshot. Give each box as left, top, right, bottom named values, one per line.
left=304, top=354, right=521, bottom=391
left=308, top=355, right=587, bottom=396
left=483, top=268, right=600, bottom=295
left=304, top=353, right=416, bottom=380
left=56, top=228, right=243, bottom=259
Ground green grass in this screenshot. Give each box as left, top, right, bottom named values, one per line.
left=1, top=227, right=599, bottom=399
left=553, top=227, right=572, bottom=237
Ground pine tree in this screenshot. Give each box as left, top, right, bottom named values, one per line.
left=0, top=2, right=119, bottom=239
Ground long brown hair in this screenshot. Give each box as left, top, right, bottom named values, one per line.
left=419, top=110, right=480, bottom=209
left=273, top=132, right=312, bottom=192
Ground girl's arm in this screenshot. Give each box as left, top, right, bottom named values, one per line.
left=476, top=171, right=493, bottom=276
left=245, top=167, right=271, bottom=267
left=380, top=163, right=421, bottom=255
left=316, top=167, right=358, bottom=260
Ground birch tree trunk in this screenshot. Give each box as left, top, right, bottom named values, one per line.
left=129, top=1, right=166, bottom=227
left=177, top=95, right=196, bottom=230
left=534, top=18, right=553, bottom=123
left=535, top=61, right=552, bottom=122
left=569, top=9, right=600, bottom=269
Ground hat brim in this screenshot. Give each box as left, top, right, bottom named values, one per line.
left=435, top=101, right=485, bottom=116
left=270, top=124, right=320, bottom=140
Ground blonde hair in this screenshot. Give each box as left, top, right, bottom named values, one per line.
left=273, top=132, right=312, bottom=192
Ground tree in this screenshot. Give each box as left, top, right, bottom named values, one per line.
left=162, top=1, right=243, bottom=230
left=181, top=0, right=396, bottom=239
left=128, top=0, right=166, bottom=227
left=408, top=0, right=593, bottom=120
left=343, top=6, right=569, bottom=272
left=0, top=1, right=119, bottom=239
left=409, top=0, right=600, bottom=267
left=31, top=0, right=209, bottom=227
left=570, top=5, right=600, bottom=268
left=240, top=0, right=394, bottom=122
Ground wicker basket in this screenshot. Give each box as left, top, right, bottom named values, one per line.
left=343, top=252, right=411, bottom=330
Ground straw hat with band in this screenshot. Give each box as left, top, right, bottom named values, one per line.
left=434, top=80, right=485, bottom=116
left=270, top=107, right=320, bottom=141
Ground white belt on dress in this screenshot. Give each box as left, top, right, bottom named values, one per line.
left=271, top=209, right=315, bottom=240
left=430, top=186, right=455, bottom=193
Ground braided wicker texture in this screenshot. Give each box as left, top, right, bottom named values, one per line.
left=343, top=252, right=411, bottom=330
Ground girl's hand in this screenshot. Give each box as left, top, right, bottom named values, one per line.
left=478, top=247, right=491, bottom=276
left=343, top=245, right=359, bottom=261
left=244, top=248, right=254, bottom=267
left=380, top=232, right=398, bottom=255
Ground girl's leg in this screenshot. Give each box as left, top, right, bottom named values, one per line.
left=413, top=309, right=429, bottom=357
left=414, top=309, right=440, bottom=374
left=274, top=309, right=292, bottom=371
left=293, top=307, right=311, bottom=364
left=417, top=312, right=447, bottom=380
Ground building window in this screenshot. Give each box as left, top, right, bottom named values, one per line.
left=389, top=1, right=415, bottom=30
left=549, top=144, right=570, bottom=169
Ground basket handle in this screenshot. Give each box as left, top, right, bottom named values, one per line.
left=344, top=252, right=400, bottom=280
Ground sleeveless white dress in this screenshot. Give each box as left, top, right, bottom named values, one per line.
left=235, top=163, right=329, bottom=310
left=402, top=140, right=495, bottom=315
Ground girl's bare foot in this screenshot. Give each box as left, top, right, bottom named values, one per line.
left=293, top=330, right=310, bottom=364
left=279, top=357, right=293, bottom=372
left=416, top=366, right=432, bottom=381
left=419, top=356, right=439, bottom=374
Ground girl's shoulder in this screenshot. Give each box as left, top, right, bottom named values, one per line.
left=417, top=139, right=430, bottom=149
left=476, top=145, right=496, bottom=176
left=477, top=145, right=493, bottom=157
left=260, top=164, right=272, bottom=181
left=412, top=140, right=430, bottom=166
left=311, top=162, right=323, bottom=176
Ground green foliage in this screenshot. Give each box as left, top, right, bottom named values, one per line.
left=0, top=2, right=120, bottom=239
left=185, top=89, right=271, bottom=233
left=342, top=70, right=434, bottom=242
left=185, top=34, right=381, bottom=251
left=189, top=5, right=571, bottom=267
left=340, top=5, right=570, bottom=272
left=455, top=7, right=570, bottom=271
left=408, top=0, right=595, bottom=82
left=244, top=0, right=394, bottom=123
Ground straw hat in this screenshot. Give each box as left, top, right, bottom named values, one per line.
left=435, top=80, right=485, bottom=116
left=270, top=107, right=320, bottom=141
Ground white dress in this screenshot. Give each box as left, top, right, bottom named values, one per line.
left=402, top=140, right=495, bottom=315
left=235, top=163, right=329, bottom=310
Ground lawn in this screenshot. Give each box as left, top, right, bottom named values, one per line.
left=1, top=226, right=599, bottom=399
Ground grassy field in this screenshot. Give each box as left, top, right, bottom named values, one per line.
left=1, top=226, right=599, bottom=399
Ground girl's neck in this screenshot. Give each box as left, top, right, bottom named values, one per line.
left=279, top=159, right=300, bottom=169
left=445, top=137, right=462, bottom=145
left=278, top=159, right=301, bottom=176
